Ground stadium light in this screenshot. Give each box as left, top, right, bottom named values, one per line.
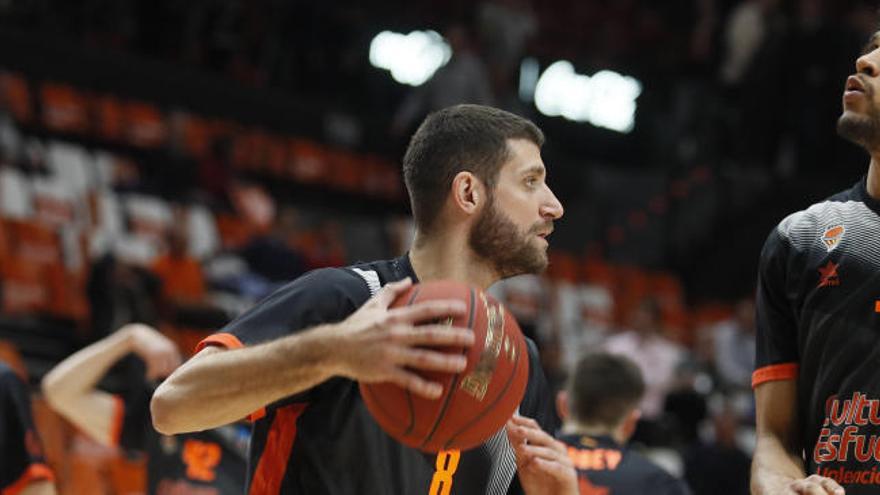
left=534, top=60, right=642, bottom=133
left=369, top=30, right=451, bottom=86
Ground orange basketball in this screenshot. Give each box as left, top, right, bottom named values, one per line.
left=359, top=280, right=530, bottom=453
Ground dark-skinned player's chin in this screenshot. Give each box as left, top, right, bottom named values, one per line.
left=837, top=72, right=880, bottom=150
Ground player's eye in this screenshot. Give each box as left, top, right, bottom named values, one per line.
left=524, top=177, right=538, bottom=188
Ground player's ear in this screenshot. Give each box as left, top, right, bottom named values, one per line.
left=450, top=171, right=485, bottom=216
left=556, top=390, right=569, bottom=421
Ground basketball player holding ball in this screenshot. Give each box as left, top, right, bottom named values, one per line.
left=152, top=104, right=577, bottom=494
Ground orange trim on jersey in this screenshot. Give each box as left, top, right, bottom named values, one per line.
left=2, top=463, right=55, bottom=495
left=193, top=333, right=265, bottom=421
left=752, top=363, right=799, bottom=388
left=248, top=403, right=308, bottom=495
left=195, top=333, right=245, bottom=353
left=110, top=395, right=125, bottom=447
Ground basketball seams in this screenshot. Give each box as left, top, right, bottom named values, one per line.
left=360, top=383, right=405, bottom=436
left=402, top=287, right=422, bottom=436
left=419, top=287, right=477, bottom=450
left=360, top=281, right=528, bottom=453
left=442, top=326, right=526, bottom=450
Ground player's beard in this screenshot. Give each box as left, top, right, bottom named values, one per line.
left=837, top=85, right=880, bottom=150
left=468, top=196, right=549, bottom=278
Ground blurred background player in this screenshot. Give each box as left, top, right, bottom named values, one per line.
left=556, top=351, right=690, bottom=495
left=1, top=362, right=56, bottom=495
left=41, top=323, right=248, bottom=495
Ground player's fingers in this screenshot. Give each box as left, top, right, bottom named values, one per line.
left=528, top=457, right=576, bottom=480
left=392, top=325, right=474, bottom=347
left=373, top=278, right=412, bottom=307
left=790, top=480, right=836, bottom=495
left=397, top=347, right=468, bottom=373
left=515, top=444, right=570, bottom=465
left=507, top=419, right=561, bottom=449
left=810, top=476, right=845, bottom=495
left=387, top=300, right=467, bottom=324
left=390, top=369, right=444, bottom=399
left=509, top=415, right=541, bottom=430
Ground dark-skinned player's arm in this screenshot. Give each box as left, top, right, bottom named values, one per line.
left=151, top=278, right=475, bottom=435
left=751, top=380, right=844, bottom=495
left=41, top=323, right=181, bottom=446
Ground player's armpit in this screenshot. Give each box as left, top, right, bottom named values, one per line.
left=751, top=379, right=807, bottom=495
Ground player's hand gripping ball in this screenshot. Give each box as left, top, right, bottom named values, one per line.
left=359, top=280, right=529, bottom=452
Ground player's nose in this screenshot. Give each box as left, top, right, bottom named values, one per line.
left=857, top=52, right=880, bottom=78
left=540, top=186, right=564, bottom=220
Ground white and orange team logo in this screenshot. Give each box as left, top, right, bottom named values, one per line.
left=821, top=225, right=845, bottom=252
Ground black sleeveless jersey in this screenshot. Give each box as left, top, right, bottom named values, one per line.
left=754, top=178, right=880, bottom=493
left=198, top=254, right=559, bottom=494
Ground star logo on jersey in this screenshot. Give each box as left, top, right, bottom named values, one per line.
left=821, top=225, right=845, bottom=252
left=817, top=261, right=840, bottom=288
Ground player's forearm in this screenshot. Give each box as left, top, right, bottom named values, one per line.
left=41, top=329, right=133, bottom=408
left=750, top=433, right=807, bottom=494
left=151, top=324, right=340, bottom=434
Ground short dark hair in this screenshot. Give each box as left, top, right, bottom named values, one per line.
left=567, top=352, right=645, bottom=428
left=402, top=104, right=544, bottom=234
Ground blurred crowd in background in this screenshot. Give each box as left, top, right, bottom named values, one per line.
left=0, top=0, right=878, bottom=493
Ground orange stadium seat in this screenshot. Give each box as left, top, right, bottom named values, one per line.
left=0, top=72, right=33, bottom=123
left=124, top=101, right=168, bottom=149
left=612, top=265, right=650, bottom=326
left=326, top=150, right=363, bottom=192
left=546, top=251, right=579, bottom=283
left=7, top=220, right=63, bottom=266
left=46, top=264, right=89, bottom=323
left=215, top=213, right=255, bottom=250
left=230, top=130, right=260, bottom=171
left=181, top=114, right=211, bottom=159
left=32, top=178, right=78, bottom=227
left=94, top=95, right=125, bottom=142
left=265, top=135, right=288, bottom=177
left=41, top=82, right=89, bottom=134
left=288, top=139, right=328, bottom=184
left=0, top=257, right=50, bottom=314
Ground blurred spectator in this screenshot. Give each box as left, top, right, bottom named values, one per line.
left=663, top=360, right=709, bottom=447
left=683, top=405, right=750, bottom=495
left=239, top=212, right=307, bottom=283
left=478, top=0, right=538, bottom=93
left=557, top=352, right=690, bottom=495
left=151, top=227, right=227, bottom=329
left=720, top=0, right=786, bottom=166
left=720, top=0, right=781, bottom=86
left=86, top=251, right=161, bottom=342
left=197, top=138, right=234, bottom=209
left=605, top=299, right=686, bottom=421
left=151, top=228, right=205, bottom=305
left=302, top=220, right=348, bottom=270
left=712, top=298, right=756, bottom=392
left=390, top=24, right=494, bottom=136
